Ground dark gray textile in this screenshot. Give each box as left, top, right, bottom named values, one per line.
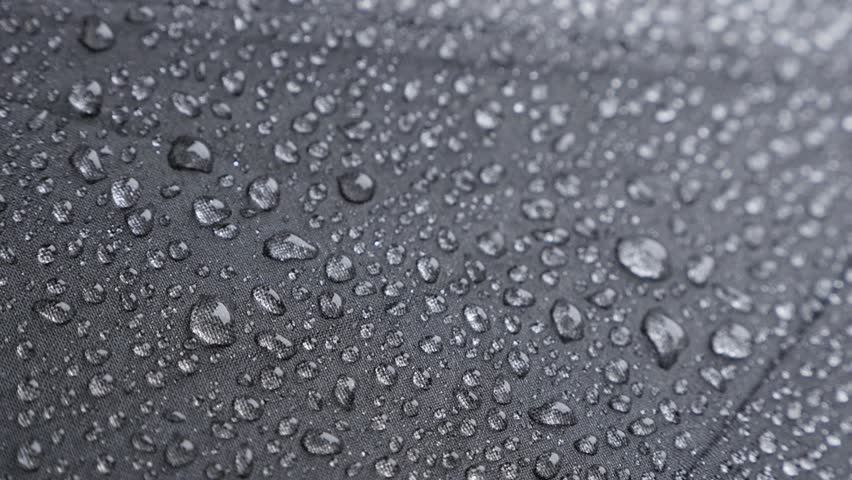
left=1, top=1, right=851, bottom=479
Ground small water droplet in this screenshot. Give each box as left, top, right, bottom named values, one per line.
left=528, top=400, right=576, bottom=427
left=263, top=232, right=319, bottom=261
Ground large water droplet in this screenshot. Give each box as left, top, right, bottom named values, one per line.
left=192, top=197, right=231, bottom=226
left=710, top=322, right=752, bottom=359
left=532, top=451, right=562, bottom=479
left=79, top=15, right=115, bottom=52
left=69, top=145, right=106, bottom=183
left=168, top=136, right=213, bottom=173
left=686, top=253, right=715, bottom=286
left=247, top=176, right=280, bottom=211
left=110, top=177, right=141, bottom=209
left=333, top=375, right=357, bottom=410
left=416, top=256, right=441, bottom=283
left=641, top=307, right=688, bottom=369
left=463, top=304, right=490, bottom=333
left=68, top=79, right=103, bottom=117
left=476, top=230, right=506, bottom=257
left=550, top=299, right=584, bottom=342
left=318, top=291, right=344, bottom=319
left=252, top=286, right=286, bottom=316
left=615, top=235, right=671, bottom=281
left=325, top=254, right=355, bottom=282
left=164, top=436, right=197, bottom=468
left=337, top=171, right=375, bottom=204
left=125, top=207, right=154, bottom=237
left=88, top=373, right=114, bottom=397
left=189, top=295, right=235, bottom=346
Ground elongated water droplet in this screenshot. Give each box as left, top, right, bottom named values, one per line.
left=32, top=299, right=75, bottom=325
left=641, top=307, right=688, bottom=369
left=550, top=299, right=584, bottom=342
left=300, top=430, right=343, bottom=456
left=528, top=400, right=576, bottom=427
left=263, top=232, right=319, bottom=261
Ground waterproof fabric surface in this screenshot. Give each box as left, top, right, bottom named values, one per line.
left=1, top=1, right=851, bottom=479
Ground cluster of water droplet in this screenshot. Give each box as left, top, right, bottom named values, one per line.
left=1, top=1, right=851, bottom=479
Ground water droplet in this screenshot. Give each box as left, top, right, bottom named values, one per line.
left=193, top=197, right=231, bottom=226
left=32, top=299, right=75, bottom=325
left=463, top=304, right=490, bottom=333
left=686, top=253, right=715, bottom=286
left=164, top=436, right=197, bottom=468
left=252, top=286, right=286, bottom=315
left=168, top=136, right=213, bottom=173
left=318, top=291, right=344, bottom=319
left=641, top=308, right=688, bottom=369
left=189, top=295, right=235, bottom=346
left=255, top=331, right=296, bottom=360
left=111, top=177, right=141, bottom=209
left=68, top=79, right=103, bottom=117
left=416, top=256, right=441, bottom=283
left=629, top=417, right=657, bottom=436
left=325, top=254, right=355, bottom=282
left=333, top=375, right=357, bottom=410
left=125, top=207, right=154, bottom=237
left=502, top=287, right=535, bottom=308
left=337, top=171, right=375, bottom=204
left=476, top=230, right=506, bottom=257
left=550, top=299, right=584, bottom=341
left=69, top=145, right=106, bottom=183
left=16, top=440, right=42, bottom=472
left=221, top=69, right=246, bottom=96
left=247, top=176, right=280, bottom=211
left=532, top=451, right=561, bottom=479
left=79, top=15, right=115, bottom=52
left=528, top=400, right=576, bottom=427
left=300, top=430, right=343, bottom=456
left=710, top=322, right=753, bottom=359
left=615, top=235, right=671, bottom=281
left=574, top=434, right=599, bottom=455
left=374, top=456, right=400, bottom=478
left=88, top=373, right=114, bottom=397
left=263, top=232, right=319, bottom=261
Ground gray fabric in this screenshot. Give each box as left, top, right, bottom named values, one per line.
left=1, top=1, right=850, bottom=479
